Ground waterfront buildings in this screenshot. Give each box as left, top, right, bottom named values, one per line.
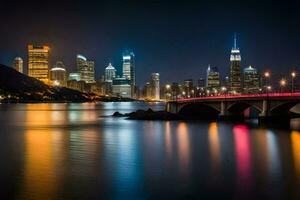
left=150, top=73, right=160, bottom=100
left=28, top=45, right=50, bottom=83
left=12, top=57, right=23, bottom=73
left=68, top=73, right=81, bottom=81
left=112, top=77, right=132, bottom=98
left=105, top=63, right=116, bottom=82
left=183, top=79, right=194, bottom=98
left=229, top=35, right=242, bottom=94
left=122, top=51, right=136, bottom=97
left=50, top=61, right=67, bottom=86
left=77, top=54, right=95, bottom=83
left=243, top=65, right=260, bottom=93
left=206, top=65, right=220, bottom=89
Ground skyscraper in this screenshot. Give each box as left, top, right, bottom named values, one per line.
left=13, top=57, right=23, bottom=73
left=122, top=51, right=136, bottom=97
left=105, top=63, right=116, bottom=82
left=77, top=54, right=95, bottom=83
left=28, top=45, right=50, bottom=83
left=50, top=61, right=67, bottom=86
left=150, top=73, right=160, bottom=100
left=206, top=65, right=220, bottom=88
left=229, top=35, right=242, bottom=94
left=243, top=65, right=260, bottom=93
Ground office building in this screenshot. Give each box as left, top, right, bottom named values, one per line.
left=150, top=73, right=160, bottom=100
left=50, top=61, right=67, bottom=86
left=229, top=35, right=242, bottom=94
left=105, top=63, right=116, bottom=82
left=68, top=73, right=81, bottom=81
left=122, top=51, right=136, bottom=97
left=28, top=45, right=50, bottom=83
left=206, top=65, right=220, bottom=88
left=243, top=65, right=260, bottom=93
left=112, top=77, right=132, bottom=98
left=77, top=54, right=95, bottom=83
left=13, top=57, right=23, bottom=73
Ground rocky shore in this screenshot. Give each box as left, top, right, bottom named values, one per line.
left=113, top=108, right=182, bottom=120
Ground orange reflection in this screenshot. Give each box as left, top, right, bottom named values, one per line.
left=25, top=104, right=52, bottom=126
left=177, top=122, right=190, bottom=172
left=208, top=122, right=221, bottom=174
left=165, top=121, right=172, bottom=157
left=19, top=130, right=58, bottom=199
left=291, top=131, right=300, bottom=179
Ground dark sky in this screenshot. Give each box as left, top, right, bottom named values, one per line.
left=1, top=0, right=300, bottom=85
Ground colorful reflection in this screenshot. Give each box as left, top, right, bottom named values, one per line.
left=177, top=122, right=190, bottom=174
left=233, top=125, right=252, bottom=188
left=291, top=131, right=300, bottom=179
left=19, top=130, right=59, bottom=199
left=266, top=130, right=281, bottom=179
left=165, top=121, right=172, bottom=158
left=208, top=122, right=221, bottom=175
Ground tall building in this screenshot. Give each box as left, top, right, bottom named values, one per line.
left=229, top=35, right=242, bottom=94
left=112, top=77, right=132, bottom=98
left=50, top=61, right=67, bottom=86
left=122, top=51, right=136, bottom=97
left=105, top=63, right=116, bottom=82
left=243, top=65, right=260, bottom=93
left=28, top=45, right=50, bottom=83
left=150, top=73, right=160, bottom=100
left=183, top=79, right=194, bottom=98
left=13, top=57, right=23, bottom=73
left=77, top=54, right=95, bottom=83
left=206, top=65, right=220, bottom=88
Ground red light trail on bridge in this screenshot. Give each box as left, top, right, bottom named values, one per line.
left=176, top=92, right=300, bottom=102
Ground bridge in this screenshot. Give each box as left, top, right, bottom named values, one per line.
left=166, top=92, right=300, bottom=120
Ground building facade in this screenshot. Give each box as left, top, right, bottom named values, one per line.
left=150, top=73, right=160, bottom=100
left=112, top=77, right=132, bottom=98
left=28, top=45, right=50, bottom=83
left=105, top=63, right=116, bottom=82
left=13, top=57, right=23, bottom=73
left=50, top=61, right=67, bottom=86
left=229, top=36, right=242, bottom=94
left=243, top=65, right=260, bottom=93
left=206, top=65, right=220, bottom=89
left=77, top=54, right=95, bottom=83
left=122, top=51, right=136, bottom=97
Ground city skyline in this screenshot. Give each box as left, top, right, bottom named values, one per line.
left=1, top=0, right=300, bottom=85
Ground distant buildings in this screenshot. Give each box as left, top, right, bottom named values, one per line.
left=28, top=45, right=50, bottom=83
left=206, top=65, right=220, bottom=89
left=77, top=54, right=95, bottom=83
left=150, top=73, right=160, bottom=100
left=243, top=65, right=260, bottom=93
left=229, top=35, right=242, bottom=94
left=13, top=57, right=23, bottom=73
left=183, top=79, right=194, bottom=98
left=68, top=73, right=81, bottom=81
left=50, top=61, right=67, bottom=86
left=112, top=77, right=132, bottom=98
left=105, top=63, right=116, bottom=82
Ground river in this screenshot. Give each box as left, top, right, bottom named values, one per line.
left=0, top=102, right=300, bottom=199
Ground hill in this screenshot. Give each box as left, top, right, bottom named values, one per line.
left=0, top=64, right=91, bottom=102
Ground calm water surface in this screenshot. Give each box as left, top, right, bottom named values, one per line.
left=1, top=102, right=300, bottom=199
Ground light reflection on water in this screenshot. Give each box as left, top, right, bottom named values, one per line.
left=0, top=102, right=300, bottom=199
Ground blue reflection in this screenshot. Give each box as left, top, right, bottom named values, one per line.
left=266, top=130, right=282, bottom=178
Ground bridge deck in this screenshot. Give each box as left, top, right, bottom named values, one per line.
left=176, top=92, right=300, bottom=102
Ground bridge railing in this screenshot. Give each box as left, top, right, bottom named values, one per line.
left=176, top=92, right=300, bottom=102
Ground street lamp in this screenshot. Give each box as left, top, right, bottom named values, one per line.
left=280, top=79, right=286, bottom=93
left=264, top=71, right=271, bottom=93
left=291, top=72, right=296, bottom=93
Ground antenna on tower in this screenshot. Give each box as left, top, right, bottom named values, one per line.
left=234, top=33, right=237, bottom=49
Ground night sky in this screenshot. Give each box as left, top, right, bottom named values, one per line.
left=1, top=0, right=300, bottom=86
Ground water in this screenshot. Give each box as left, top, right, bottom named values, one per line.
left=0, top=102, right=300, bottom=199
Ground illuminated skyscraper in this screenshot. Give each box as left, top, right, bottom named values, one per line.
left=150, top=73, right=160, bottom=100
left=50, top=61, right=67, bottom=86
left=28, top=45, right=50, bottom=83
left=122, top=51, right=136, bottom=97
left=77, top=54, right=95, bottom=83
left=206, top=65, right=220, bottom=88
left=13, top=57, right=23, bottom=73
left=229, top=35, right=242, bottom=94
left=105, top=63, right=116, bottom=82
left=243, top=65, right=260, bottom=93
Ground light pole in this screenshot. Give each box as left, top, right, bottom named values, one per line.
left=291, top=72, right=296, bottom=93
left=264, top=71, right=270, bottom=94
left=280, top=79, right=286, bottom=93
